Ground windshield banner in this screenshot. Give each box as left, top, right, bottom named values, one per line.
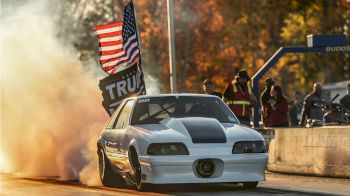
left=99, top=58, right=146, bottom=116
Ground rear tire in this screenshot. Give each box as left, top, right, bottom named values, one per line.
left=243, top=181, right=258, bottom=189
left=98, top=147, right=125, bottom=188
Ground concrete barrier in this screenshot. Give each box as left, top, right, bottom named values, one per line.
left=267, top=126, right=350, bottom=178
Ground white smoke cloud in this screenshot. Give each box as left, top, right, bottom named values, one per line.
left=144, top=74, right=161, bottom=95
left=1, top=0, right=160, bottom=186
left=0, top=0, right=107, bottom=184
left=0, top=1, right=159, bottom=186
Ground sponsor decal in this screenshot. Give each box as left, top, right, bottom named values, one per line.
left=326, top=46, right=350, bottom=52
left=138, top=98, right=150, bottom=103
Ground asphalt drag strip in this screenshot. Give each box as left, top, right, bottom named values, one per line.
left=1, top=172, right=349, bottom=196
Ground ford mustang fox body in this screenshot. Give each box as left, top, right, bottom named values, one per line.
left=97, top=94, right=268, bottom=191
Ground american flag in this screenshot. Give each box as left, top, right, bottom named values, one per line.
left=96, top=1, right=140, bottom=75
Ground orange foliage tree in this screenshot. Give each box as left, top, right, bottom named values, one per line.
left=54, top=0, right=350, bottom=98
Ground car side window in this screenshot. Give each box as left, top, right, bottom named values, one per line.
left=114, top=100, right=135, bottom=129
left=106, top=101, right=127, bottom=129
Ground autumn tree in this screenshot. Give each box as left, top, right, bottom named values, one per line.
left=51, top=0, right=350, bottom=97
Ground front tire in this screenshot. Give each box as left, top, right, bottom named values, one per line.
left=243, top=181, right=258, bottom=189
left=98, top=147, right=125, bottom=188
left=129, top=148, right=152, bottom=191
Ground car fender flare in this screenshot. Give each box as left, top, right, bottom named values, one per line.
left=128, top=138, right=140, bottom=156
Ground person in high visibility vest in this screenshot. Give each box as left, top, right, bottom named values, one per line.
left=222, top=70, right=257, bottom=126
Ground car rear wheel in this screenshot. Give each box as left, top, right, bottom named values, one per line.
left=243, top=181, right=258, bottom=189
left=98, top=147, right=125, bottom=188
left=129, top=148, right=152, bottom=191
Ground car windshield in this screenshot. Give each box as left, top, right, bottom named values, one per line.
left=131, top=96, right=238, bottom=125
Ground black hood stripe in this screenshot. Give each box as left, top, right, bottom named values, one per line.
left=180, top=118, right=227, bottom=143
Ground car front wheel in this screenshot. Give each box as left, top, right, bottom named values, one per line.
left=98, top=147, right=125, bottom=188
left=129, top=148, right=152, bottom=191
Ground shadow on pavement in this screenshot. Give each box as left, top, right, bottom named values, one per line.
left=146, top=183, right=334, bottom=196
left=3, top=174, right=335, bottom=196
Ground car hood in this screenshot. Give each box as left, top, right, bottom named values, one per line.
left=131, top=117, right=264, bottom=146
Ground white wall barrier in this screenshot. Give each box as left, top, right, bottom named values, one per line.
left=265, top=127, right=350, bottom=178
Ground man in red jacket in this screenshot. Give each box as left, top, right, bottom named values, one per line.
left=222, top=70, right=256, bottom=126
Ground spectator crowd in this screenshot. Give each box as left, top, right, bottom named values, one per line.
left=203, top=70, right=350, bottom=128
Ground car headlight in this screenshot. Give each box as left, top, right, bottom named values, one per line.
left=232, top=141, right=266, bottom=154
left=147, top=143, right=189, bottom=155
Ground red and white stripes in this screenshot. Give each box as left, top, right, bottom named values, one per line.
left=96, top=21, right=140, bottom=75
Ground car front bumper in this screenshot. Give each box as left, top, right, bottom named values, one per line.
left=138, top=153, right=268, bottom=184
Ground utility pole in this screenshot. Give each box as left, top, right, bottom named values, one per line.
left=182, top=0, right=190, bottom=92
left=167, top=0, right=177, bottom=93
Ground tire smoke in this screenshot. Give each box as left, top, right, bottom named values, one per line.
left=1, top=0, right=107, bottom=185
left=1, top=0, right=160, bottom=186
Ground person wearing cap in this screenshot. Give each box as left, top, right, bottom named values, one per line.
left=222, top=70, right=256, bottom=126
left=260, top=77, right=275, bottom=127
left=203, top=79, right=222, bottom=98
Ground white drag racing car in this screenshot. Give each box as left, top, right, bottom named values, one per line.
left=97, top=94, right=268, bottom=191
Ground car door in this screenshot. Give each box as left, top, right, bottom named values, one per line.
left=107, top=99, right=135, bottom=169
left=101, top=100, right=127, bottom=157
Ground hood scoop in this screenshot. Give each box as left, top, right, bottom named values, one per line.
left=179, top=118, right=227, bottom=143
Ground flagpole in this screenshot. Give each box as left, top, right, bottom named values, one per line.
left=131, top=0, right=147, bottom=94
left=167, top=0, right=177, bottom=94
left=131, top=0, right=142, bottom=52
